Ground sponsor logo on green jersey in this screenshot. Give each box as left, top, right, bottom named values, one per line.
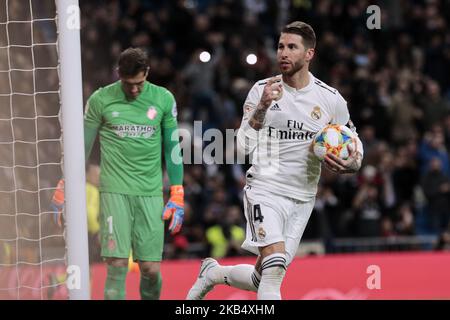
left=111, top=124, right=156, bottom=138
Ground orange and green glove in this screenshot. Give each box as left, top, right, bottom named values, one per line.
left=162, top=185, right=184, bottom=235
left=51, top=179, right=65, bottom=227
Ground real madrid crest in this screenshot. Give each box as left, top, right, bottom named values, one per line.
left=258, top=227, right=266, bottom=240
left=311, top=106, right=322, bottom=120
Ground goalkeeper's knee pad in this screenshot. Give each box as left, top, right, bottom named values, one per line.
left=257, top=253, right=287, bottom=300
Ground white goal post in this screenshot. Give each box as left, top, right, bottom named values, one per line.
left=56, top=0, right=90, bottom=300
left=0, top=0, right=89, bottom=300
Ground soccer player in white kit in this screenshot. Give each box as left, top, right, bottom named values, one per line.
left=187, top=21, right=364, bottom=300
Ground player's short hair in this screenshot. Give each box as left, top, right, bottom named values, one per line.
left=118, top=47, right=149, bottom=77
left=281, top=21, right=316, bottom=49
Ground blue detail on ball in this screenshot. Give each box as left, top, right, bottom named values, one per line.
left=315, top=133, right=325, bottom=143
left=341, top=132, right=352, bottom=143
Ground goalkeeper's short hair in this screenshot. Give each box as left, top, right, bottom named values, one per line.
left=118, top=47, right=149, bottom=77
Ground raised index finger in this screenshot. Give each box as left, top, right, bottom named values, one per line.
left=267, top=76, right=282, bottom=86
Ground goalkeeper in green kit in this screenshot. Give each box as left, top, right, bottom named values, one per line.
left=51, top=48, right=184, bottom=300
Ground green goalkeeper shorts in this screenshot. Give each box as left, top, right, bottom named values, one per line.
left=99, top=192, right=164, bottom=262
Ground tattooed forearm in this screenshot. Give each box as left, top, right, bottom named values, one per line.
left=248, top=104, right=268, bottom=130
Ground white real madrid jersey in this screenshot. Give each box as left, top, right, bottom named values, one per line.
left=236, top=72, right=363, bottom=202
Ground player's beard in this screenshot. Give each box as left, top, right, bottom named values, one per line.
left=280, top=59, right=305, bottom=77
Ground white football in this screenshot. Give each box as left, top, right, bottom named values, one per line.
left=312, top=124, right=356, bottom=161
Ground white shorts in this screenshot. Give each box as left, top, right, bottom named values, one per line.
left=241, top=185, right=315, bottom=265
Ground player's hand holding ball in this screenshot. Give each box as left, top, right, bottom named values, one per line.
left=312, top=124, right=361, bottom=174
left=162, top=185, right=184, bottom=235
left=324, top=145, right=360, bottom=174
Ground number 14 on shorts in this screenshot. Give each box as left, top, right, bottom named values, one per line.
left=253, top=205, right=264, bottom=223
left=250, top=204, right=265, bottom=241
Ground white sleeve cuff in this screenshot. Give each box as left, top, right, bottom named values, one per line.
left=237, top=121, right=259, bottom=155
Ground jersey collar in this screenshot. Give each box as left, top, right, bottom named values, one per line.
left=281, top=72, right=314, bottom=94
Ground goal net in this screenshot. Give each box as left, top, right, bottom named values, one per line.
left=0, top=0, right=70, bottom=300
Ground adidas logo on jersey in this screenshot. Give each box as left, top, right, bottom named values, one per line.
left=270, top=103, right=281, bottom=111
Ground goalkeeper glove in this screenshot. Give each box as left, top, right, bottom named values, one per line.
left=162, top=185, right=184, bottom=235
left=51, top=179, right=65, bottom=227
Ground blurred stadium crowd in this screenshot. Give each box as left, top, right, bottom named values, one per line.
left=79, top=0, right=450, bottom=260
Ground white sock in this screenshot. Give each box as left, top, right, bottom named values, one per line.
left=208, top=264, right=261, bottom=292
left=257, top=253, right=287, bottom=300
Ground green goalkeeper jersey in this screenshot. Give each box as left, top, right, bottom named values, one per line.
left=84, top=81, right=178, bottom=196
